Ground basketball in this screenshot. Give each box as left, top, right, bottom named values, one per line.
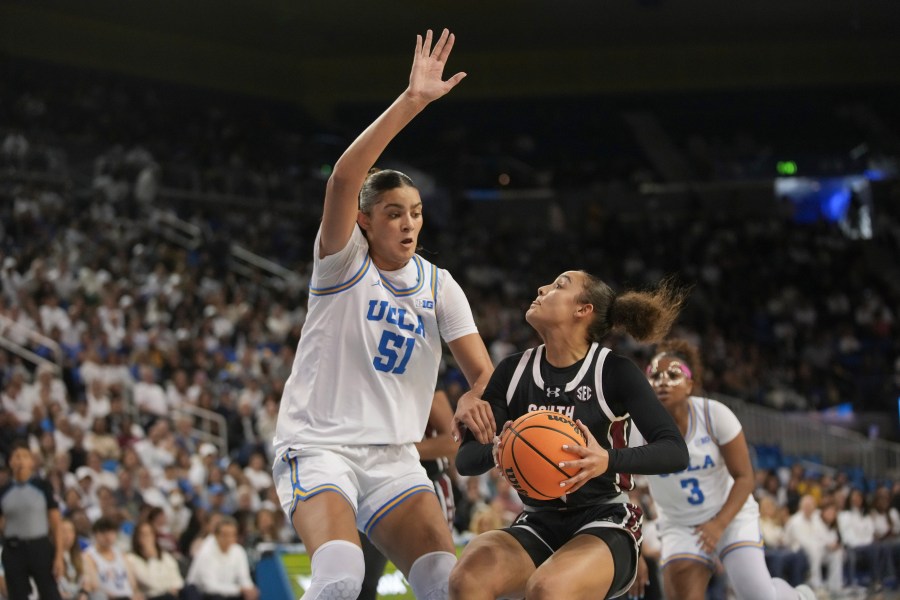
left=499, top=410, right=587, bottom=500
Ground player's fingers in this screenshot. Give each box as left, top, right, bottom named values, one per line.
left=561, top=443, right=589, bottom=456
left=481, top=404, right=497, bottom=433
left=451, top=419, right=463, bottom=443
left=472, top=416, right=493, bottom=444
left=430, top=28, right=450, bottom=59
left=444, top=72, right=467, bottom=91
left=414, top=34, right=423, bottom=57
left=435, top=30, right=455, bottom=63
left=565, top=479, right=587, bottom=494
left=575, top=419, right=595, bottom=443
left=421, top=29, right=433, bottom=56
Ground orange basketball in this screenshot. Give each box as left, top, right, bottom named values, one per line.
left=499, top=410, right=587, bottom=500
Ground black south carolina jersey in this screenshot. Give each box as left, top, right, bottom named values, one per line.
left=457, top=342, right=688, bottom=512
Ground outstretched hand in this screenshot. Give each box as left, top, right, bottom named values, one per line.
left=558, top=420, right=610, bottom=494
left=407, top=29, right=467, bottom=105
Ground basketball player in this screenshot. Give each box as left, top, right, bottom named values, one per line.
left=628, top=339, right=815, bottom=600
left=359, top=385, right=458, bottom=600
left=450, top=271, right=691, bottom=600
left=272, top=29, right=493, bottom=600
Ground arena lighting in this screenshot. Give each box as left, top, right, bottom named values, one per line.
left=776, top=160, right=798, bottom=176
left=775, top=174, right=874, bottom=238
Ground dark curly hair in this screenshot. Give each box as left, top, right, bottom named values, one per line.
left=578, top=274, right=689, bottom=345
left=652, top=338, right=704, bottom=389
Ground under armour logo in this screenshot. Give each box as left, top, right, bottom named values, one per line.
left=546, top=387, right=561, bottom=398
left=575, top=386, right=593, bottom=402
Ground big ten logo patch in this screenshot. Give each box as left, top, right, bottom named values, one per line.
left=414, top=299, right=434, bottom=309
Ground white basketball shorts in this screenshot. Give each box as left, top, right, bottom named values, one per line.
left=274, top=444, right=435, bottom=536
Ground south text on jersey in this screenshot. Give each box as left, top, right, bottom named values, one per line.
left=527, top=403, right=575, bottom=420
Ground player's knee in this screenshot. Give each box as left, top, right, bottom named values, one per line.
left=448, top=559, right=479, bottom=597
left=409, top=551, right=456, bottom=600
left=730, top=578, right=774, bottom=600
left=525, top=570, right=571, bottom=600
left=305, top=540, right=365, bottom=600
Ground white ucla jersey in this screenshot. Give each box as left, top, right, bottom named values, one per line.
left=274, top=225, right=478, bottom=453
left=86, top=546, right=133, bottom=598
left=631, top=396, right=757, bottom=525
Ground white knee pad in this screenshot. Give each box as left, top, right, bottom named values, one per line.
left=302, top=540, right=365, bottom=600
left=408, top=551, right=456, bottom=600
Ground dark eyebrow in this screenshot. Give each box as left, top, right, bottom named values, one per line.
left=381, top=202, right=423, bottom=210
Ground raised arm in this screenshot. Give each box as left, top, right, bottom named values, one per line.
left=319, top=28, right=467, bottom=258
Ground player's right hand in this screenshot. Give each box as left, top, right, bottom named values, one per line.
left=452, top=389, right=496, bottom=444
left=407, top=29, right=467, bottom=106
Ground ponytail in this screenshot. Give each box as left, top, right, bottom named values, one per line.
left=579, top=274, right=688, bottom=344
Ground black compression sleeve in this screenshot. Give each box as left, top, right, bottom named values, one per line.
left=603, top=354, right=689, bottom=474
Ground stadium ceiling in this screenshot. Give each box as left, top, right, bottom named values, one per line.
left=3, top=0, right=900, bottom=112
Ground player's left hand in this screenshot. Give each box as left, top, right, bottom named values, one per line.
left=492, top=421, right=512, bottom=478
left=694, top=518, right=725, bottom=553
left=626, top=555, right=650, bottom=599
left=558, top=419, right=609, bottom=494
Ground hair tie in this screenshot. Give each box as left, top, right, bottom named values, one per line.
left=606, top=294, right=617, bottom=325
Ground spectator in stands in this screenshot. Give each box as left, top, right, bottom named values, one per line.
left=759, top=495, right=807, bottom=587
left=126, top=521, right=184, bottom=600
left=838, top=488, right=888, bottom=591
left=85, top=379, right=111, bottom=421
left=84, top=516, right=142, bottom=600
left=133, top=365, right=169, bottom=425
left=31, top=363, right=67, bottom=409
left=783, top=494, right=840, bottom=593
left=2, top=368, right=33, bottom=429
left=185, top=516, right=258, bottom=600
left=816, top=501, right=848, bottom=595
left=242, top=451, right=272, bottom=494
left=245, top=507, right=283, bottom=546
left=58, top=518, right=94, bottom=600
left=145, top=506, right=180, bottom=559
left=870, top=486, right=899, bottom=586
left=114, top=469, right=145, bottom=524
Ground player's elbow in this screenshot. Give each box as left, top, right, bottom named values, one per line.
left=672, top=437, right=690, bottom=471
